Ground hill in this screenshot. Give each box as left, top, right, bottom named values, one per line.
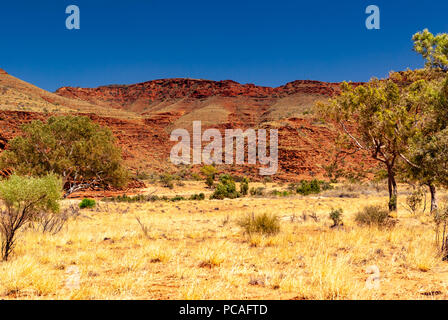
left=0, top=69, right=374, bottom=181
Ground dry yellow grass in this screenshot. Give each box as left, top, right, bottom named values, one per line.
left=1, top=182, right=447, bottom=300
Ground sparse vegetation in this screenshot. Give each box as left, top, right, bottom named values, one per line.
left=0, top=116, right=129, bottom=198
left=329, top=208, right=343, bottom=228
left=79, top=198, right=96, bottom=209
left=0, top=175, right=62, bottom=261
left=354, top=205, right=392, bottom=228
left=210, top=174, right=241, bottom=200
left=238, top=212, right=280, bottom=236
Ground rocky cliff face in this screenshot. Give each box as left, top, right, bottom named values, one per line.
left=0, top=71, right=374, bottom=183
left=55, top=78, right=346, bottom=113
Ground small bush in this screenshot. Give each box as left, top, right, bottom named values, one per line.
left=405, top=188, right=424, bottom=215
left=329, top=208, right=343, bottom=227
left=295, top=179, right=332, bottom=195
left=189, top=193, right=205, bottom=201
left=238, top=212, right=280, bottom=236
left=355, top=205, right=392, bottom=228
left=79, top=198, right=96, bottom=209
left=159, top=173, right=174, bottom=189
left=135, top=170, right=150, bottom=180
left=270, top=189, right=292, bottom=197
left=210, top=174, right=241, bottom=200
left=250, top=187, right=265, bottom=196
left=0, top=174, right=62, bottom=261
left=240, top=177, right=249, bottom=196
left=201, top=165, right=217, bottom=188
left=170, top=195, right=185, bottom=202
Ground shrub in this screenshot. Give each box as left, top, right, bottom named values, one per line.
left=296, top=179, right=332, bottom=195
left=405, top=188, right=424, bottom=215
left=205, top=175, right=214, bottom=188
left=240, top=177, right=249, bottom=196
left=238, top=213, right=280, bottom=236
left=135, top=170, right=150, bottom=180
left=355, top=205, right=392, bottom=228
left=270, top=189, right=291, bottom=197
left=79, top=198, right=96, bottom=209
left=250, top=187, right=265, bottom=196
left=159, top=173, right=174, bottom=189
left=0, top=174, right=62, bottom=261
left=201, top=165, right=217, bottom=188
left=210, top=174, right=241, bottom=200
left=170, top=195, right=185, bottom=202
left=189, top=193, right=205, bottom=201
left=329, top=208, right=343, bottom=227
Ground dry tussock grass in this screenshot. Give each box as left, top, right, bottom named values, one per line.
left=0, top=183, right=447, bottom=300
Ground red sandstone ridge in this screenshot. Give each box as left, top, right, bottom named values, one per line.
left=0, top=68, right=7, bottom=75
left=55, top=78, right=348, bottom=115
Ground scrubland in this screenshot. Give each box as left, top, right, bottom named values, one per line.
left=0, top=181, right=447, bottom=300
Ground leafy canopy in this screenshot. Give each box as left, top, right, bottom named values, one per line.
left=0, top=174, right=62, bottom=214
left=0, top=116, right=129, bottom=191
left=413, top=29, right=448, bottom=71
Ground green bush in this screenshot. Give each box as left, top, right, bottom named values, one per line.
left=170, top=195, right=185, bottom=202
left=270, top=189, right=291, bottom=197
left=329, top=208, right=343, bottom=227
left=0, top=116, right=129, bottom=197
left=0, top=174, right=62, bottom=261
left=238, top=213, right=280, bottom=236
left=202, top=165, right=217, bottom=188
left=355, top=205, right=392, bottom=227
left=296, top=179, right=332, bottom=195
left=189, top=193, right=205, bottom=201
left=240, top=177, right=249, bottom=196
left=159, top=173, right=174, bottom=189
left=250, top=187, right=265, bottom=196
left=210, top=174, right=241, bottom=200
left=79, top=198, right=96, bottom=209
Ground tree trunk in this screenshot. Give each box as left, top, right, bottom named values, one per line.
left=387, top=166, right=398, bottom=212
left=429, top=183, right=438, bottom=213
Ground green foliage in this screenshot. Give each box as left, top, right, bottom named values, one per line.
left=159, top=173, right=174, bottom=189
left=189, top=193, right=205, bottom=201
left=250, top=187, right=265, bottom=196
left=270, top=189, right=292, bottom=197
left=238, top=213, right=280, bottom=236
left=0, top=116, right=129, bottom=192
left=329, top=208, right=343, bottom=227
left=240, top=177, right=249, bottom=196
left=0, top=174, right=62, bottom=214
left=79, top=198, right=96, bottom=209
left=210, top=174, right=241, bottom=200
left=205, top=175, right=214, bottom=188
left=355, top=205, right=392, bottom=228
left=413, top=29, right=448, bottom=71
left=0, top=175, right=62, bottom=261
left=201, top=165, right=217, bottom=188
left=103, top=192, right=205, bottom=203
left=295, top=179, right=332, bottom=195
left=405, top=188, right=425, bottom=215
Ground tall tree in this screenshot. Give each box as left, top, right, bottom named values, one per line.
left=318, top=78, right=425, bottom=212
left=0, top=116, right=129, bottom=197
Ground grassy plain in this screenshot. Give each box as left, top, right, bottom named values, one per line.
left=1, top=182, right=447, bottom=300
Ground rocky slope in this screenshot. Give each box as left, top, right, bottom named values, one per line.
left=0, top=69, right=374, bottom=182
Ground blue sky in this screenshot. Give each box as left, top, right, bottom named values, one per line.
left=0, top=0, right=447, bottom=91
